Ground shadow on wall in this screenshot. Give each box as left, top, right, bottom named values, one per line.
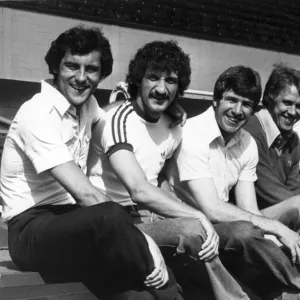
left=0, top=78, right=213, bottom=120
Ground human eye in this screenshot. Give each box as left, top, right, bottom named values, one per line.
left=243, top=101, right=254, bottom=109
left=282, top=100, right=292, bottom=106
left=166, top=77, right=178, bottom=85
left=64, top=62, right=78, bottom=71
left=86, top=66, right=100, bottom=73
left=147, top=74, right=159, bottom=82
left=224, top=97, right=237, bottom=103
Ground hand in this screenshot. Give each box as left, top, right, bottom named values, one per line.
left=144, top=233, right=169, bottom=289
left=264, top=234, right=282, bottom=247
left=165, top=101, right=187, bottom=128
left=277, top=226, right=300, bottom=265
left=198, top=218, right=219, bottom=261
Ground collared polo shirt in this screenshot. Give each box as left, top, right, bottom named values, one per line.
left=0, top=80, right=104, bottom=221
left=167, top=106, right=258, bottom=203
left=244, top=108, right=300, bottom=208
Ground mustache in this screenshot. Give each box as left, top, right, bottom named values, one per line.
left=150, top=93, right=169, bottom=100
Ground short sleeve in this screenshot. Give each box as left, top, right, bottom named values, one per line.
left=95, top=109, right=133, bottom=158
left=239, top=135, right=258, bottom=182
left=16, top=112, right=72, bottom=174
left=176, top=132, right=212, bottom=181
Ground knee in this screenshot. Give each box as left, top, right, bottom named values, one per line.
left=175, top=218, right=206, bottom=257
left=224, top=221, right=263, bottom=251
left=280, top=208, right=300, bottom=231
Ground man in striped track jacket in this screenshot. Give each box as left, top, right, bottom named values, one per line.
left=87, top=40, right=250, bottom=300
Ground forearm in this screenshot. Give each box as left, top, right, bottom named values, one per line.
left=131, top=183, right=207, bottom=220
left=207, top=201, right=286, bottom=238
left=74, top=185, right=111, bottom=207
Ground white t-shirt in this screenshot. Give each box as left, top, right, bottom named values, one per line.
left=168, top=106, right=258, bottom=203
left=0, top=80, right=104, bottom=221
left=87, top=100, right=182, bottom=206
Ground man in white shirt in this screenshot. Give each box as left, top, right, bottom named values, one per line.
left=168, top=65, right=300, bottom=299
left=1, top=25, right=178, bottom=300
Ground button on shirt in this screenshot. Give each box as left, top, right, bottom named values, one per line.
left=168, top=106, right=258, bottom=203
left=0, top=80, right=104, bottom=221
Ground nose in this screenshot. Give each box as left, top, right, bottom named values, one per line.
left=288, top=105, right=296, bottom=116
left=156, top=79, right=167, bottom=94
left=233, top=102, right=243, bottom=116
left=76, top=67, right=87, bottom=83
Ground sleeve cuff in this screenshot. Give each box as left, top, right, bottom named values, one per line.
left=106, top=143, right=133, bottom=157
left=33, top=148, right=73, bottom=174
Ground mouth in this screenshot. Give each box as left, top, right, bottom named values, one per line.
left=226, top=115, right=243, bottom=125
left=70, top=84, right=89, bottom=93
left=151, top=96, right=169, bottom=104
left=281, top=115, right=295, bottom=126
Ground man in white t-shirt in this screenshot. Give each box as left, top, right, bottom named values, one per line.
left=0, top=25, right=179, bottom=300
left=88, top=41, right=251, bottom=300
left=168, top=65, right=300, bottom=299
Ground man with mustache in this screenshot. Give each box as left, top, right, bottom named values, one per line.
left=244, top=65, right=300, bottom=235
left=0, top=25, right=183, bottom=300
left=87, top=41, right=250, bottom=300
left=167, top=65, right=300, bottom=299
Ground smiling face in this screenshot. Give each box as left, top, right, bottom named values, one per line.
left=214, top=90, right=255, bottom=143
left=269, top=85, right=300, bottom=134
left=136, top=70, right=179, bottom=121
left=55, top=49, right=102, bottom=107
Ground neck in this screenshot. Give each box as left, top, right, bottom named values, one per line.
left=219, top=126, right=234, bottom=145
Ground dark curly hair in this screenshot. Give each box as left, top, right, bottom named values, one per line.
left=262, top=64, right=300, bottom=108
left=45, top=25, right=113, bottom=80
left=214, top=65, right=262, bottom=110
left=126, top=40, right=191, bottom=99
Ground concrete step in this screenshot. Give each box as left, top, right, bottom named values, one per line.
left=0, top=282, right=98, bottom=300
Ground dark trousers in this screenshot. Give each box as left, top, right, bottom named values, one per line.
left=215, top=221, right=300, bottom=298
left=7, top=202, right=181, bottom=300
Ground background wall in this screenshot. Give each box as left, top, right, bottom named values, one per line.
left=1, top=7, right=300, bottom=93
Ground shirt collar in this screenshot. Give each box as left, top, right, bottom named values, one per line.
left=255, top=108, right=298, bottom=150
left=42, top=79, right=76, bottom=116
left=205, top=106, right=244, bottom=147
left=255, top=108, right=279, bottom=147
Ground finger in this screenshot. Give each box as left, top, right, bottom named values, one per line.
left=198, top=241, right=215, bottom=258
left=295, top=243, right=300, bottom=265
left=146, top=271, right=164, bottom=287
left=199, top=233, right=219, bottom=259
left=180, top=111, right=187, bottom=127
left=170, top=119, right=181, bottom=128
left=154, top=271, right=165, bottom=289
left=201, top=230, right=214, bottom=249
left=290, top=247, right=296, bottom=265
left=200, top=247, right=217, bottom=261
left=155, top=268, right=169, bottom=289
left=202, top=230, right=217, bottom=249
left=145, top=267, right=161, bottom=281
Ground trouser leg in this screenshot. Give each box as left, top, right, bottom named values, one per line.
left=261, top=199, right=300, bottom=233
left=215, top=221, right=300, bottom=296
left=8, top=202, right=181, bottom=300
left=137, top=217, right=249, bottom=300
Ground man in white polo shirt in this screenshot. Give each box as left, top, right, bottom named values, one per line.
left=0, top=25, right=180, bottom=300
left=168, top=65, right=300, bottom=299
